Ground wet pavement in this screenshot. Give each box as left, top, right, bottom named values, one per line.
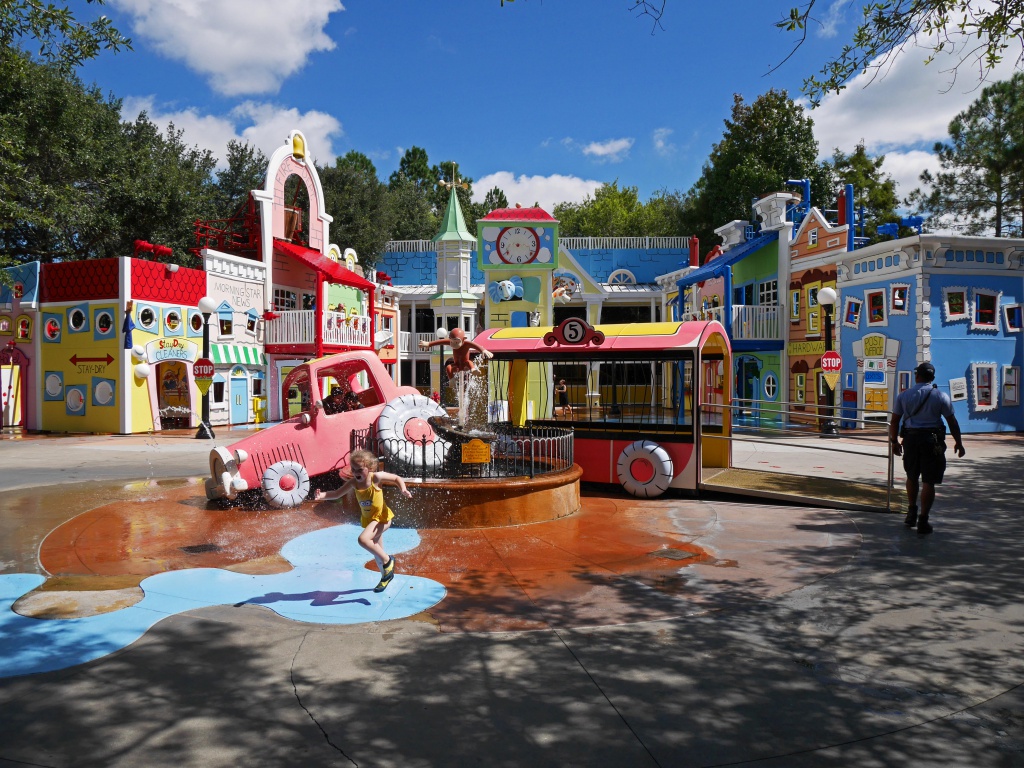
left=1, top=428, right=1023, bottom=766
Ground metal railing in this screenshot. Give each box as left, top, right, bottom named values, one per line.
left=352, top=422, right=574, bottom=481
left=711, top=397, right=897, bottom=511
left=382, top=237, right=693, bottom=254
left=264, top=310, right=372, bottom=347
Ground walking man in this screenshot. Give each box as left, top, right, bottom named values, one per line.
left=889, top=362, right=966, bottom=534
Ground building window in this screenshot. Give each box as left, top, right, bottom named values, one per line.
left=942, top=286, right=969, bottom=322
left=763, top=372, right=778, bottom=401
left=795, top=373, right=806, bottom=403
left=890, top=284, right=910, bottom=315
left=68, top=308, right=87, bottom=332
left=972, top=289, right=999, bottom=330
left=866, top=289, right=886, bottom=326
left=212, top=381, right=226, bottom=403
left=1003, top=303, right=1022, bottom=332
left=252, top=377, right=264, bottom=397
left=758, top=279, right=778, bottom=305
left=808, top=228, right=818, bottom=247
left=898, top=371, right=911, bottom=393
left=1004, top=366, right=1020, bottom=407
left=972, top=363, right=997, bottom=411
left=790, top=290, right=800, bottom=321
left=843, top=297, right=862, bottom=328
left=219, top=316, right=233, bottom=335
left=274, top=289, right=297, bottom=311
left=138, top=306, right=158, bottom=330
left=164, top=310, right=182, bottom=334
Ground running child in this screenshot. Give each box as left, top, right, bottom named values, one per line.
left=313, top=449, right=412, bottom=592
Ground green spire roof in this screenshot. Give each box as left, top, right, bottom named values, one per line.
left=432, top=187, right=474, bottom=243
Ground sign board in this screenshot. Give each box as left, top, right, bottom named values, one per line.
left=821, top=350, right=843, bottom=372
left=949, top=377, right=968, bottom=402
left=461, top=438, right=492, bottom=465
left=194, top=357, right=214, bottom=396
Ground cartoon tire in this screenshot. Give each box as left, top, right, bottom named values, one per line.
left=376, top=394, right=451, bottom=469
left=261, top=460, right=310, bottom=508
left=616, top=440, right=674, bottom=498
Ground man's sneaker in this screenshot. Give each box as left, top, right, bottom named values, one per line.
left=917, top=517, right=933, bottom=535
left=383, top=557, right=395, bottom=579
left=373, top=572, right=394, bottom=593
left=904, top=506, right=918, bottom=527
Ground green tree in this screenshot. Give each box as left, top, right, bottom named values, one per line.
left=385, top=172, right=437, bottom=241
left=321, top=151, right=392, bottom=268
left=907, top=73, right=1024, bottom=236
left=829, top=141, right=903, bottom=243
left=389, top=146, right=434, bottom=191
left=481, top=186, right=509, bottom=212
left=1, top=0, right=130, bottom=73
left=553, top=182, right=685, bottom=237
left=683, top=90, right=834, bottom=257
left=212, top=140, right=267, bottom=221
left=778, top=1, right=1024, bottom=106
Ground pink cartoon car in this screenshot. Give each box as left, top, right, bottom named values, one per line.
left=205, top=350, right=449, bottom=508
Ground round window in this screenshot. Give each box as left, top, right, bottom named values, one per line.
left=165, top=311, right=181, bottom=332
left=69, top=308, right=86, bottom=331
left=45, top=318, right=61, bottom=340
left=190, top=313, right=204, bottom=333
left=96, top=311, right=113, bottom=334
left=764, top=372, right=779, bottom=401
left=139, top=307, right=157, bottom=329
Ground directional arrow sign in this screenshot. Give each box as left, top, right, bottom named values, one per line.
left=70, top=354, right=114, bottom=366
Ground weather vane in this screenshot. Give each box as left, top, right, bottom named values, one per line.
left=439, top=164, right=468, bottom=191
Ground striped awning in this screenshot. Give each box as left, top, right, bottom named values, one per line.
left=210, top=343, right=266, bottom=366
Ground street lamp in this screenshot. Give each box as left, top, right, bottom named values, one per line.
left=195, top=296, right=218, bottom=439
left=817, top=286, right=840, bottom=438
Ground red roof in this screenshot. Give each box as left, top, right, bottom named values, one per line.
left=41, top=259, right=119, bottom=302
left=273, top=240, right=376, bottom=290
left=479, top=206, right=556, bottom=222
left=131, top=258, right=206, bottom=305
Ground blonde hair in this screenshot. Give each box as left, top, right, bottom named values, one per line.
left=349, top=449, right=379, bottom=472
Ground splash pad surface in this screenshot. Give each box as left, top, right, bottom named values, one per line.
left=0, top=475, right=861, bottom=677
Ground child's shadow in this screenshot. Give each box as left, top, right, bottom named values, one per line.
left=235, top=589, right=372, bottom=608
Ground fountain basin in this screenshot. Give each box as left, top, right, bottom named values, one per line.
left=386, top=463, right=583, bottom=529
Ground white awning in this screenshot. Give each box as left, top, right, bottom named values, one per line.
left=210, top=343, right=266, bottom=366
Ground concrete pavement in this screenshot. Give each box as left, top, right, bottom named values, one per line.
left=1, top=429, right=1023, bottom=766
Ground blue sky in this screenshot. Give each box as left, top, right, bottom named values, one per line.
left=76, top=0, right=1019, bottom=214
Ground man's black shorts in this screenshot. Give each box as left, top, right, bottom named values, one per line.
left=901, top=430, right=947, bottom=484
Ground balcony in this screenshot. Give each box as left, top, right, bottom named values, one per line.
left=691, top=304, right=782, bottom=342
left=265, top=310, right=371, bottom=348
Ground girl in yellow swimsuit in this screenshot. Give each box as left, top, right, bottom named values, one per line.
left=313, top=449, right=412, bottom=592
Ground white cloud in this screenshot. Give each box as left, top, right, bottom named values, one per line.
left=111, top=0, right=344, bottom=96
left=816, top=0, right=847, bottom=39
left=877, top=149, right=939, bottom=200
left=581, top=137, right=634, bottom=163
left=120, top=96, right=343, bottom=166
left=810, top=31, right=1021, bottom=156
left=473, top=171, right=603, bottom=213
left=652, top=127, right=676, bottom=157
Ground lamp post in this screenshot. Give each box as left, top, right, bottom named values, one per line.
left=195, top=296, right=218, bottom=439
left=817, top=286, right=840, bottom=438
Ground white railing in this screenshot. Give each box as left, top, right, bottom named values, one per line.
left=678, top=304, right=783, bottom=342
left=382, top=236, right=693, bottom=253
left=731, top=304, right=781, bottom=341
left=560, top=236, right=691, bottom=251
left=399, top=331, right=411, bottom=353
left=265, top=310, right=371, bottom=347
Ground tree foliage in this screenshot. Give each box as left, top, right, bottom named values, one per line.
left=682, top=90, right=834, bottom=256
left=320, top=151, right=393, bottom=268
left=778, top=0, right=1024, bottom=106
left=829, top=141, right=904, bottom=242
left=213, top=140, right=267, bottom=221
left=553, top=182, right=682, bottom=237
left=907, top=73, right=1024, bottom=236
left=1, top=0, right=130, bottom=73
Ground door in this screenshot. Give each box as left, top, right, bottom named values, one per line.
left=230, top=367, right=248, bottom=424
left=157, top=361, right=191, bottom=429
left=1, top=363, right=23, bottom=427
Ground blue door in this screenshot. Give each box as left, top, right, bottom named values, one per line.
left=230, top=370, right=248, bottom=424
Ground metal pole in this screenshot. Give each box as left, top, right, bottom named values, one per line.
left=820, top=304, right=839, bottom=438
left=195, top=311, right=215, bottom=439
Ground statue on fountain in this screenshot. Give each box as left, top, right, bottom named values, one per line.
left=418, top=328, right=493, bottom=379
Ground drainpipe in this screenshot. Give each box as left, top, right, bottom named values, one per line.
left=723, top=269, right=733, bottom=338
left=845, top=184, right=855, bottom=251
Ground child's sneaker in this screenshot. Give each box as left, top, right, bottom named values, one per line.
left=383, top=557, right=395, bottom=578
left=373, top=572, right=394, bottom=593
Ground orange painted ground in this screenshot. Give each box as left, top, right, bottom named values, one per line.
left=36, top=484, right=860, bottom=633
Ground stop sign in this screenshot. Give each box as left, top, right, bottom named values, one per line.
left=821, top=350, right=843, bottom=373
left=193, top=358, right=215, bottom=379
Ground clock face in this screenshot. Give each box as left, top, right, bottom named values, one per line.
left=496, top=227, right=540, bottom=264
